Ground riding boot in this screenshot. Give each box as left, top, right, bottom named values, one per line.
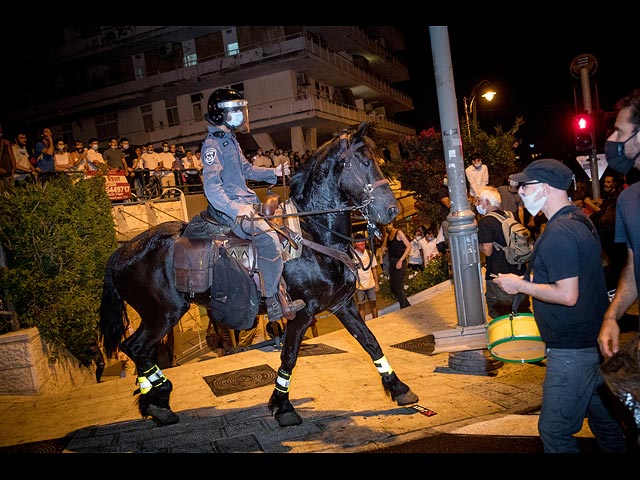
left=265, top=294, right=305, bottom=322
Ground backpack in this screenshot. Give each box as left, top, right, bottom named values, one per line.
left=487, top=211, right=534, bottom=265
left=210, top=247, right=260, bottom=330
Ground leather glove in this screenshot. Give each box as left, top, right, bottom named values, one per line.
left=274, top=162, right=290, bottom=177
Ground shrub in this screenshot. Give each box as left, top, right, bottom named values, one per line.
left=0, top=175, right=118, bottom=361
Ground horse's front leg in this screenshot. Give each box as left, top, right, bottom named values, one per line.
left=268, top=313, right=313, bottom=427
left=337, top=302, right=419, bottom=406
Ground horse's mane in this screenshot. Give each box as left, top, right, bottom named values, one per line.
left=287, top=135, right=337, bottom=204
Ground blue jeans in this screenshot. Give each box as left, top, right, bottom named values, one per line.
left=539, top=347, right=627, bottom=453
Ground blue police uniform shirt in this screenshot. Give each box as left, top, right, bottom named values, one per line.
left=201, top=124, right=277, bottom=220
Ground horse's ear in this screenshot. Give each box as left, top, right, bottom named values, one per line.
left=355, top=122, right=369, bottom=140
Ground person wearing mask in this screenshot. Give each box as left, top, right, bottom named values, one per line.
left=53, top=138, right=74, bottom=172
left=383, top=222, right=411, bottom=309
left=69, top=140, right=90, bottom=172
left=408, top=226, right=429, bottom=272
left=465, top=152, right=489, bottom=204
left=200, top=88, right=305, bottom=322
left=103, top=137, right=126, bottom=170
left=493, top=158, right=627, bottom=453
left=352, top=233, right=379, bottom=320
left=476, top=186, right=530, bottom=320
left=86, top=138, right=105, bottom=169
left=598, top=89, right=640, bottom=360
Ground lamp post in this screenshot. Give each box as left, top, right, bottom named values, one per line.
left=463, top=80, right=496, bottom=137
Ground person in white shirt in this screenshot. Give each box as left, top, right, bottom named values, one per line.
left=85, top=138, right=106, bottom=170
left=465, top=152, right=489, bottom=203
left=157, top=141, right=177, bottom=192
left=353, top=233, right=379, bottom=320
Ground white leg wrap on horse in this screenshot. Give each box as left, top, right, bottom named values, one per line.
left=275, top=369, right=292, bottom=393
left=374, top=355, right=393, bottom=375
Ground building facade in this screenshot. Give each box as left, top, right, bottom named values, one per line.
left=6, top=26, right=416, bottom=158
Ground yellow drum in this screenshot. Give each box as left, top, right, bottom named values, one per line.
left=486, top=313, right=546, bottom=363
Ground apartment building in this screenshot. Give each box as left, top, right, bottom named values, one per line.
left=6, top=26, right=416, bottom=159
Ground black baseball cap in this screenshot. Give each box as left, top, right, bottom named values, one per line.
left=510, top=158, right=574, bottom=191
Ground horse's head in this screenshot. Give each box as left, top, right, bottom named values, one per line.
left=336, top=122, right=399, bottom=226
left=289, top=122, right=399, bottom=237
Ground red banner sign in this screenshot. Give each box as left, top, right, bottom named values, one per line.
left=85, top=169, right=131, bottom=201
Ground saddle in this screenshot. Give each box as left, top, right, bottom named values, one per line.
left=173, top=193, right=301, bottom=297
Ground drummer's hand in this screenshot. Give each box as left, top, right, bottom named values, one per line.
left=492, top=273, right=521, bottom=295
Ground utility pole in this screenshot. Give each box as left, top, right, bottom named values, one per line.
left=429, top=26, right=501, bottom=374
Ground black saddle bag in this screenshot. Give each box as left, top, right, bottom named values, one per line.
left=211, top=246, right=260, bottom=330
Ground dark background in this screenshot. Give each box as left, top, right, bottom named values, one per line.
left=397, top=24, right=636, bottom=156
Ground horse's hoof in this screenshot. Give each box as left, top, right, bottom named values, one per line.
left=275, top=411, right=303, bottom=427
left=394, top=390, right=419, bottom=406
left=147, top=404, right=180, bottom=426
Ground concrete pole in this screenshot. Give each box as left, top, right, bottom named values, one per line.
left=429, top=26, right=501, bottom=374
left=428, top=27, right=486, bottom=328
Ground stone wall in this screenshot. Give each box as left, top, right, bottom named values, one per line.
left=0, top=327, right=96, bottom=396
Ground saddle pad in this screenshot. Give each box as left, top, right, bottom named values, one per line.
left=174, top=237, right=214, bottom=293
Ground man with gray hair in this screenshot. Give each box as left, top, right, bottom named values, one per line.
left=475, top=186, right=530, bottom=319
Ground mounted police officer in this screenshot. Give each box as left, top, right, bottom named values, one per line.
left=201, top=88, right=305, bottom=322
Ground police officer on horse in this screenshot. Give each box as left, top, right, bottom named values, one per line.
left=200, top=88, right=305, bottom=321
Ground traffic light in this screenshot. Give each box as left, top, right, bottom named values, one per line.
left=573, top=113, right=595, bottom=151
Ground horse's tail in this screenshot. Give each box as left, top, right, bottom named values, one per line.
left=99, top=253, right=128, bottom=359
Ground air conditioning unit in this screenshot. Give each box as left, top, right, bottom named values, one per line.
left=158, top=42, right=175, bottom=58
left=298, top=73, right=310, bottom=86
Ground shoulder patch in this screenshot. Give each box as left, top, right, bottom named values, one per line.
left=204, top=147, right=216, bottom=165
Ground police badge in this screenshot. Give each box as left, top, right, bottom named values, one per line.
left=204, top=148, right=216, bottom=165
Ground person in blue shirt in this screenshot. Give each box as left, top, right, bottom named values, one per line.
left=200, top=88, right=305, bottom=322
left=34, top=127, right=55, bottom=174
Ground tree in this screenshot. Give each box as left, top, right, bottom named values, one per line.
left=0, top=175, right=118, bottom=361
left=395, top=118, right=525, bottom=228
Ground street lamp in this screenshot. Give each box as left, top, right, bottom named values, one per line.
left=463, top=80, right=497, bottom=137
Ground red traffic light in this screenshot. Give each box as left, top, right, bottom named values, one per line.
left=573, top=113, right=594, bottom=151
left=573, top=113, right=592, bottom=132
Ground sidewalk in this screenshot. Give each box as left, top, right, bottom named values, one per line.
left=0, top=280, right=602, bottom=454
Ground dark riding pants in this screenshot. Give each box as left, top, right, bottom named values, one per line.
left=207, top=206, right=282, bottom=298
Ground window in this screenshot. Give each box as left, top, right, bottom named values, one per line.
left=141, top=104, right=154, bottom=133
left=95, top=113, right=118, bottom=140
left=226, top=42, right=239, bottom=56
left=166, top=97, right=180, bottom=127
left=183, top=53, right=197, bottom=67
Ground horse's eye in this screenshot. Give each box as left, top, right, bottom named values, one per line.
left=362, top=159, right=371, bottom=167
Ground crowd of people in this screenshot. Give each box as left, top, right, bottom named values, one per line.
left=0, top=124, right=312, bottom=200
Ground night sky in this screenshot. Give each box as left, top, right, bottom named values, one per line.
left=397, top=24, right=636, bottom=156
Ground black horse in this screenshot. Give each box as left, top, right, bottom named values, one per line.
left=99, top=122, right=418, bottom=427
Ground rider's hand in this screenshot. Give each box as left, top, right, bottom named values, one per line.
left=274, top=162, right=290, bottom=177
left=236, top=204, right=256, bottom=219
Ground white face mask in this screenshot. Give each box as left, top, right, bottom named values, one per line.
left=476, top=204, right=486, bottom=215
left=521, top=184, right=547, bottom=216
left=227, top=111, right=244, bottom=128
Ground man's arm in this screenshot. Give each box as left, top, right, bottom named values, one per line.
left=599, top=247, right=637, bottom=357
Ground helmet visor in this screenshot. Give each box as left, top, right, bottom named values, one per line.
left=224, top=104, right=250, bottom=133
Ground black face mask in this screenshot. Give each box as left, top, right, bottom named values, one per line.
left=604, top=133, right=640, bottom=175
